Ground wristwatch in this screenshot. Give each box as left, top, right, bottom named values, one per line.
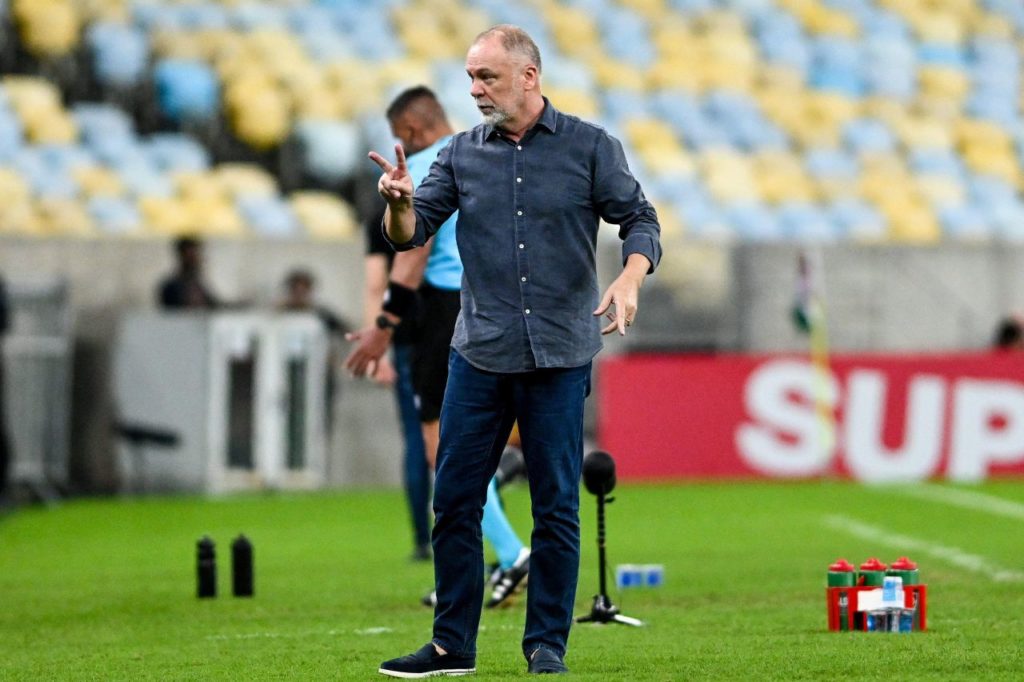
left=375, top=313, right=399, bottom=331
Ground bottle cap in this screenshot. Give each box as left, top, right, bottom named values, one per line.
left=859, top=557, right=887, bottom=571
left=829, top=559, right=855, bottom=572
left=890, top=556, right=917, bottom=570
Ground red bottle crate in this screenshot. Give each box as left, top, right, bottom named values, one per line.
left=826, top=584, right=928, bottom=632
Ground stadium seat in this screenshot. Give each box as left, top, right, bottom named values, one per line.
left=290, top=191, right=358, bottom=240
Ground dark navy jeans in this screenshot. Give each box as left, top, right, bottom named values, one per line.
left=393, top=343, right=431, bottom=550
left=431, top=350, right=591, bottom=660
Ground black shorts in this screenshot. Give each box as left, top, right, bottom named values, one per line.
left=411, top=283, right=461, bottom=422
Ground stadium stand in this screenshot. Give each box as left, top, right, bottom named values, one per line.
left=1, top=0, right=1024, bottom=242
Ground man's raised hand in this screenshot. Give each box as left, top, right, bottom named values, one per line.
left=368, top=144, right=413, bottom=206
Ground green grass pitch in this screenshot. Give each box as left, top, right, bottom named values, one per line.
left=2, top=480, right=1023, bottom=680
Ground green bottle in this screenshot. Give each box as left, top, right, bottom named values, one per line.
left=828, top=559, right=855, bottom=631
left=858, top=557, right=887, bottom=586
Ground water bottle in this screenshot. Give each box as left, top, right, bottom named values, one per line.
left=827, top=559, right=855, bottom=631
left=196, top=536, right=216, bottom=598
left=231, top=534, right=254, bottom=597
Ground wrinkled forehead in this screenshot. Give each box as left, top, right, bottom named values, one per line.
left=466, top=35, right=516, bottom=72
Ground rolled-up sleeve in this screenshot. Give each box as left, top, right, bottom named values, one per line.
left=384, top=139, right=461, bottom=252
left=592, top=133, right=662, bottom=273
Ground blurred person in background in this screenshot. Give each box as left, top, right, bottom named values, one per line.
left=993, top=315, right=1024, bottom=351
left=346, top=86, right=531, bottom=606
left=157, top=236, right=221, bottom=309
left=368, top=25, right=660, bottom=677
left=278, top=268, right=351, bottom=438
left=359, top=200, right=433, bottom=562
left=278, top=268, right=349, bottom=337
left=0, top=275, right=9, bottom=503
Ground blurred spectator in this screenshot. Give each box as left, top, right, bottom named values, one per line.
left=992, top=315, right=1024, bottom=351
left=157, top=236, right=221, bottom=309
left=278, top=268, right=349, bottom=337
left=0, top=275, right=10, bottom=502
left=278, top=268, right=351, bottom=439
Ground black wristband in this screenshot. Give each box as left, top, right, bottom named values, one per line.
left=382, top=281, right=416, bottom=318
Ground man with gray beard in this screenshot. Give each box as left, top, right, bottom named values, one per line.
left=371, top=25, right=661, bottom=677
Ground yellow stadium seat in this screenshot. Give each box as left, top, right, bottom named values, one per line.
left=895, top=114, right=954, bottom=149
left=35, top=198, right=94, bottom=237
left=955, top=118, right=1012, bottom=149
left=754, top=151, right=815, bottom=203
left=700, top=150, right=760, bottom=203
left=0, top=168, right=31, bottom=205
left=585, top=54, right=647, bottom=91
left=138, top=196, right=193, bottom=236
left=290, top=191, right=358, bottom=240
left=914, top=175, right=965, bottom=208
left=150, top=29, right=205, bottom=61
left=650, top=201, right=683, bottom=241
left=618, top=0, right=669, bottom=22
left=216, top=164, right=279, bottom=200
left=887, top=201, right=941, bottom=244
left=174, top=171, right=227, bottom=204
left=544, top=5, right=601, bottom=58
left=14, top=0, right=82, bottom=58
left=971, top=12, right=1014, bottom=39
left=963, top=148, right=1020, bottom=186
left=73, top=166, right=124, bottom=198
left=647, top=56, right=702, bottom=91
left=544, top=87, right=600, bottom=120
left=376, top=58, right=435, bottom=91
left=914, top=12, right=967, bottom=43
left=325, top=61, right=384, bottom=118
left=918, top=66, right=970, bottom=101
left=25, top=109, right=78, bottom=145
left=183, top=198, right=245, bottom=237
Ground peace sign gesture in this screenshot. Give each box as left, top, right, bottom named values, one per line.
left=368, top=144, right=413, bottom=208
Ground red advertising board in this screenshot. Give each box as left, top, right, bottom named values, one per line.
left=597, top=352, right=1024, bottom=482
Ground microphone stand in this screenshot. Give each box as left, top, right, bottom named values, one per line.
left=575, top=491, right=643, bottom=626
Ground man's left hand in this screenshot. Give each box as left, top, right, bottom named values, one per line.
left=594, top=256, right=650, bottom=336
left=345, top=326, right=392, bottom=377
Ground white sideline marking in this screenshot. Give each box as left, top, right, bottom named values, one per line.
left=823, top=514, right=1024, bottom=583
left=896, top=485, right=1024, bottom=522
left=354, top=627, right=393, bottom=636
left=206, top=627, right=391, bottom=641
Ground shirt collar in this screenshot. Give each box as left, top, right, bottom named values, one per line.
left=484, top=97, right=559, bottom=140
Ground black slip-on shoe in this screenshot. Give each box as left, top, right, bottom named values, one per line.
left=378, top=643, right=476, bottom=678
left=527, top=647, right=568, bottom=674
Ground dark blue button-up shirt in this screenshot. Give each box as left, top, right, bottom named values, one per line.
left=388, top=99, right=661, bottom=373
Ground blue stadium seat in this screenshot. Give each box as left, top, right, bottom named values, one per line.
left=88, top=23, right=149, bottom=88
left=238, top=195, right=300, bottom=238
left=153, top=59, right=220, bottom=124
left=294, top=119, right=361, bottom=184
left=88, top=196, right=142, bottom=235
left=145, top=133, right=210, bottom=174
left=842, top=118, right=896, bottom=155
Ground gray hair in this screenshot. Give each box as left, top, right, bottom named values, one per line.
left=474, top=24, right=542, bottom=74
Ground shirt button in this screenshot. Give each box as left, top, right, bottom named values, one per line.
left=516, top=177, right=522, bottom=183
left=519, top=243, right=524, bottom=249
left=525, top=309, right=531, bottom=314
left=521, top=276, right=527, bottom=282
left=517, top=210, right=523, bottom=216
left=516, top=145, right=522, bottom=150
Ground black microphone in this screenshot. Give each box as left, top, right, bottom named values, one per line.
left=582, top=450, right=616, bottom=496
